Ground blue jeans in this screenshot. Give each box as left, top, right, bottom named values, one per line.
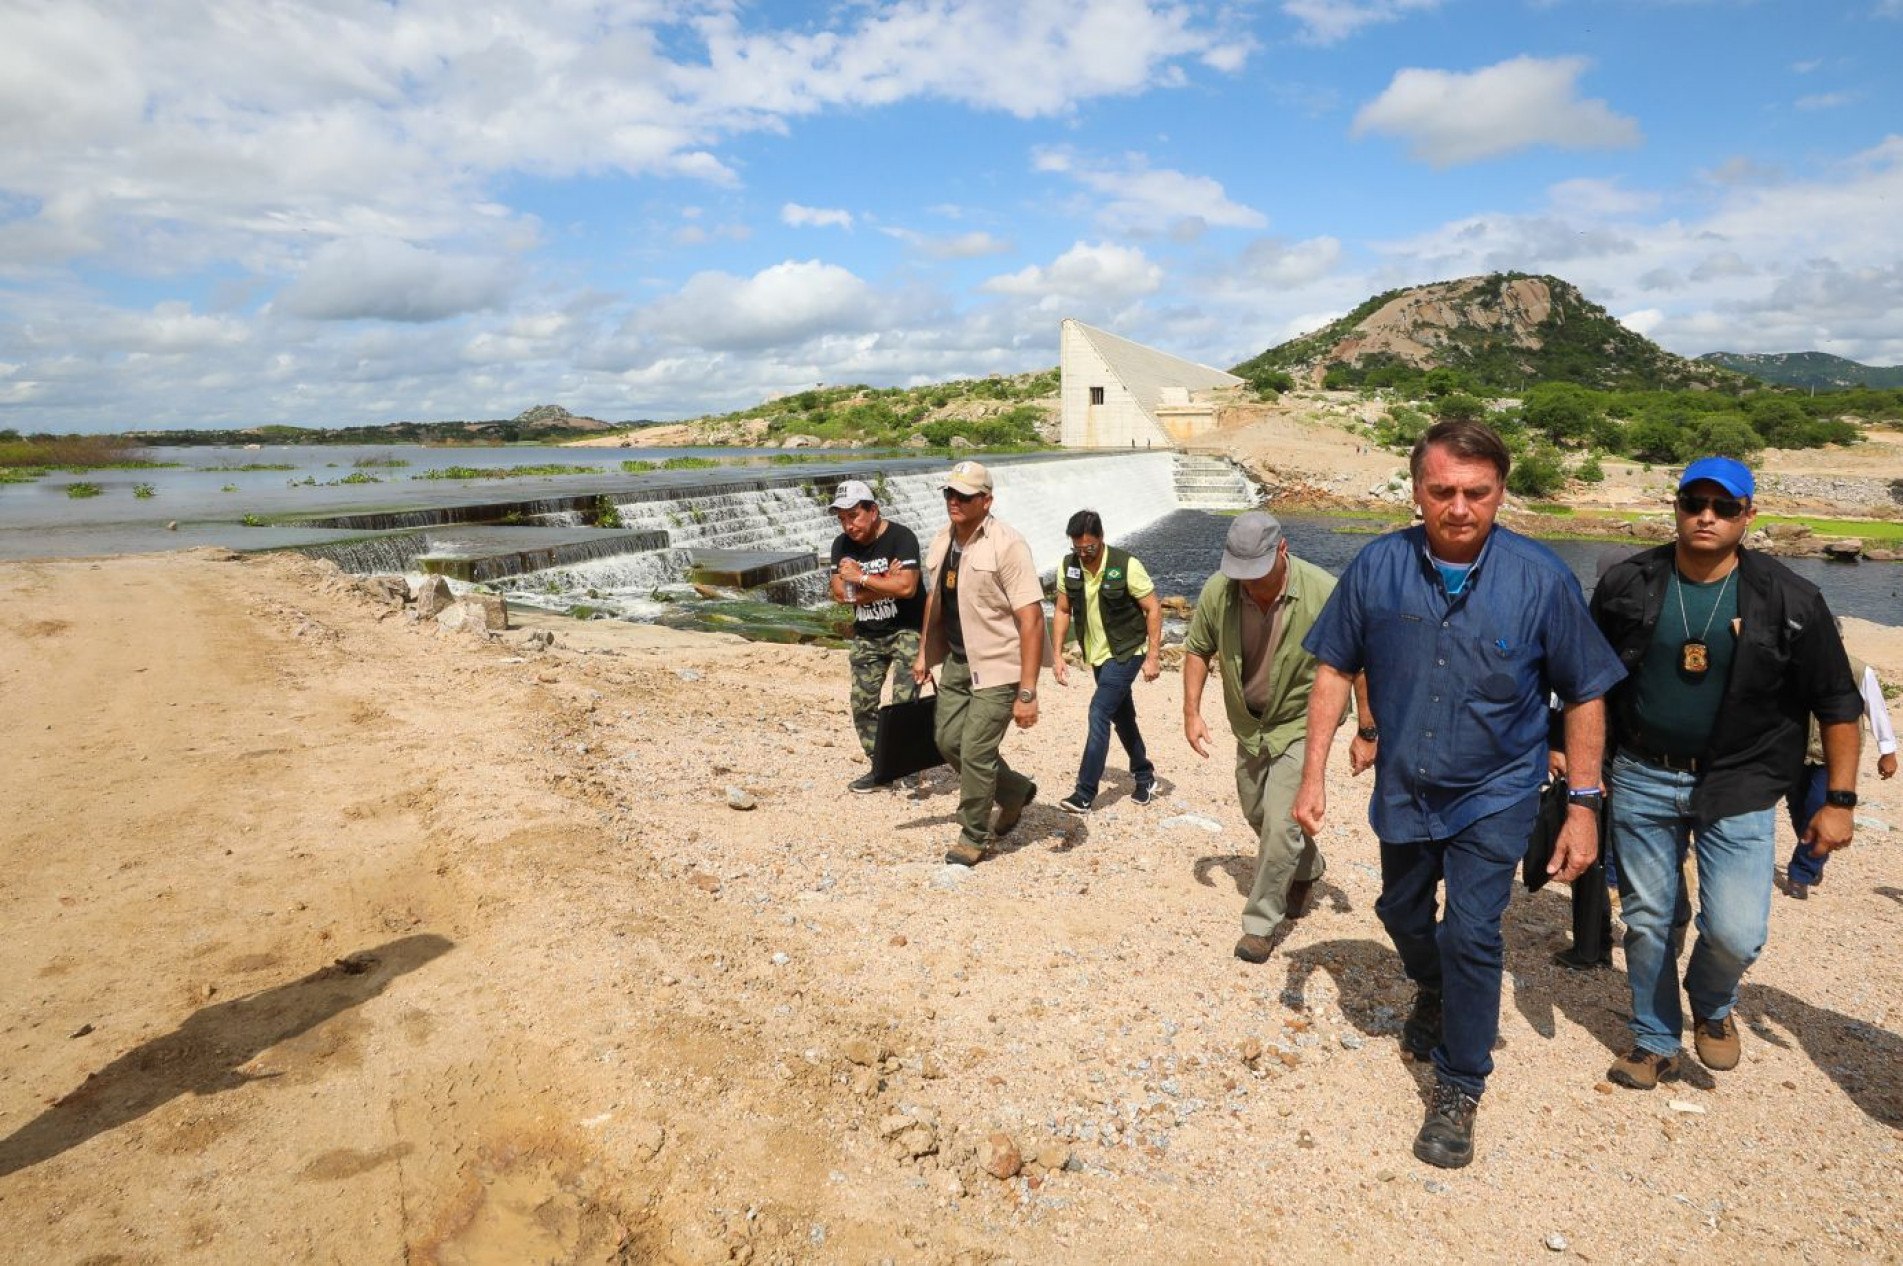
left=1375, top=790, right=1538, bottom=1098
left=1068, top=655, right=1154, bottom=806
left=1609, top=751, right=1775, bottom=1057
left=1784, top=764, right=1830, bottom=885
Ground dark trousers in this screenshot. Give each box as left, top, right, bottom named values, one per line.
left=1375, top=791, right=1540, bottom=1098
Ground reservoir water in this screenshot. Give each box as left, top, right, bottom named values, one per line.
left=2, top=444, right=1897, bottom=626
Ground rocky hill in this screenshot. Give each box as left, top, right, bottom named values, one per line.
left=1698, top=351, right=1903, bottom=390
left=1235, top=273, right=1743, bottom=393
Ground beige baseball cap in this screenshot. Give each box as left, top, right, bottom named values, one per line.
left=943, top=460, right=993, bottom=495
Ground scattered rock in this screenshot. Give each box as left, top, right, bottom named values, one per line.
left=878, top=1113, right=913, bottom=1138
left=980, top=1133, right=1021, bottom=1180
left=1545, top=1232, right=1569, bottom=1252
left=1160, top=813, right=1224, bottom=833
left=630, top=1121, right=666, bottom=1161
left=1240, top=1037, right=1263, bottom=1068
left=842, top=1037, right=883, bottom=1066
left=896, top=1126, right=938, bottom=1159
left=69, top=1023, right=94, bottom=1039
left=411, top=575, right=453, bottom=618
left=676, top=668, right=702, bottom=682
left=1339, top=1033, right=1365, bottom=1050
left=725, top=786, right=757, bottom=811
left=1667, top=1099, right=1706, bottom=1115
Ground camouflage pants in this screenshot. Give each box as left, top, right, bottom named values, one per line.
left=848, top=628, right=922, bottom=758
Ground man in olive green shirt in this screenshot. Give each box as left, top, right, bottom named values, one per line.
left=1183, top=512, right=1358, bottom=963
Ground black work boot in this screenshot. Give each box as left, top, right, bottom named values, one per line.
left=1401, top=986, right=1442, bottom=1061
left=1413, top=1078, right=1478, bottom=1169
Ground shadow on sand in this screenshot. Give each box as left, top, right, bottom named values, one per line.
left=0, top=933, right=453, bottom=1178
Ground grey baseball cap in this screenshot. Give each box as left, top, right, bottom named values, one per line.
left=1220, top=511, right=1285, bottom=580
left=829, top=479, right=877, bottom=511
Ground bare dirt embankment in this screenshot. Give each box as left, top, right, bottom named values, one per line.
left=2, top=550, right=1900, bottom=1264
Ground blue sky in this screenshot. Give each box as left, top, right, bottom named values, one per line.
left=2, top=0, right=1900, bottom=432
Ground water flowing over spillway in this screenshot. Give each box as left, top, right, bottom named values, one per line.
left=294, top=452, right=1260, bottom=622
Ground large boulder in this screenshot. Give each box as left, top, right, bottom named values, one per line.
left=410, top=574, right=454, bottom=618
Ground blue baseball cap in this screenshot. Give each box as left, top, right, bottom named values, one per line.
left=1678, top=456, right=1754, bottom=499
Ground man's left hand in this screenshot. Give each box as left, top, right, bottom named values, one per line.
left=1879, top=752, right=1897, bottom=781
left=1803, top=804, right=1855, bottom=857
left=1012, top=698, right=1038, bottom=729
left=1547, top=809, right=1599, bottom=883
left=1140, top=653, right=1160, bottom=683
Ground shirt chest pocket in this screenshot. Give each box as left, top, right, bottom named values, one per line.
left=1730, top=625, right=1793, bottom=698
left=1468, top=637, right=1535, bottom=703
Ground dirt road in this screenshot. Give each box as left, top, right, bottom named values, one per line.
left=2, top=550, right=1899, bottom=1264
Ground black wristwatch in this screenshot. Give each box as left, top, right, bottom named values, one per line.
left=1567, top=789, right=1606, bottom=814
left=1356, top=725, right=1380, bottom=742
left=1825, top=789, right=1858, bottom=809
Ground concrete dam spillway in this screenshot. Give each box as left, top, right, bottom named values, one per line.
left=297, top=452, right=1262, bottom=622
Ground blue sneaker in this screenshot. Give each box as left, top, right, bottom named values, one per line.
left=1130, top=784, right=1157, bottom=806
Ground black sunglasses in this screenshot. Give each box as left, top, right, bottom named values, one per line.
left=942, top=488, right=983, bottom=503
left=1675, top=492, right=1747, bottom=520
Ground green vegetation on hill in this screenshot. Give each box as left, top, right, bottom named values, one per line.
left=1698, top=351, right=1903, bottom=391
left=1356, top=375, right=1900, bottom=496
left=1235, top=273, right=1744, bottom=394
left=683, top=371, right=1060, bottom=449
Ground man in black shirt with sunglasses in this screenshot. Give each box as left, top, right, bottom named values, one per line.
left=1589, top=456, right=1860, bottom=1092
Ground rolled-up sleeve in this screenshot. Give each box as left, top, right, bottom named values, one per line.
left=998, top=537, right=1044, bottom=611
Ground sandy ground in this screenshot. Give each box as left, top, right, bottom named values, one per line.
left=2, top=548, right=1900, bottom=1265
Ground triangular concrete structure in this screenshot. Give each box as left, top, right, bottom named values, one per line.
left=1059, top=319, right=1243, bottom=449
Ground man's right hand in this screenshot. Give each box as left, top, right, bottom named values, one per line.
left=1052, top=659, right=1070, bottom=687
left=1292, top=778, right=1326, bottom=835
left=1184, top=713, right=1212, bottom=758
left=911, top=653, right=930, bottom=686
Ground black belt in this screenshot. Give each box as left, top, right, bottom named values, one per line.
left=1620, top=744, right=1702, bottom=774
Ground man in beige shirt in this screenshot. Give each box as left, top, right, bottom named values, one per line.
left=913, top=461, right=1050, bottom=866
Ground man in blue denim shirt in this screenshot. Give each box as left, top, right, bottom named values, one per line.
left=1293, top=421, right=1625, bottom=1170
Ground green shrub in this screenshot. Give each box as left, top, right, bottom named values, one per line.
left=1507, top=446, right=1567, bottom=498
left=64, top=482, right=102, bottom=498
left=1575, top=454, right=1606, bottom=483
left=132, top=482, right=156, bottom=498
left=661, top=456, right=719, bottom=470
left=621, top=459, right=655, bottom=473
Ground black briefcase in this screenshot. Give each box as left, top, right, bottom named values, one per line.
left=1522, top=776, right=1570, bottom=892
left=869, top=687, right=944, bottom=784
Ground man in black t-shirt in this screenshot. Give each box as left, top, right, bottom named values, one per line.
left=829, top=480, right=926, bottom=791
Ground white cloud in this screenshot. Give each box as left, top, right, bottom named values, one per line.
left=1548, top=178, right=1657, bottom=217
left=1352, top=56, right=1641, bottom=167
left=782, top=203, right=854, bottom=229
left=682, top=0, right=1243, bottom=121
left=980, top=242, right=1165, bottom=299
left=1233, top=236, right=1344, bottom=289
left=635, top=260, right=881, bottom=351
left=1795, top=91, right=1854, bottom=110
left=1618, top=308, right=1665, bottom=337
left=880, top=227, right=1014, bottom=259
left=277, top=239, right=516, bottom=323
left=1031, top=147, right=1266, bottom=234
left=1282, top=0, right=1440, bottom=44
